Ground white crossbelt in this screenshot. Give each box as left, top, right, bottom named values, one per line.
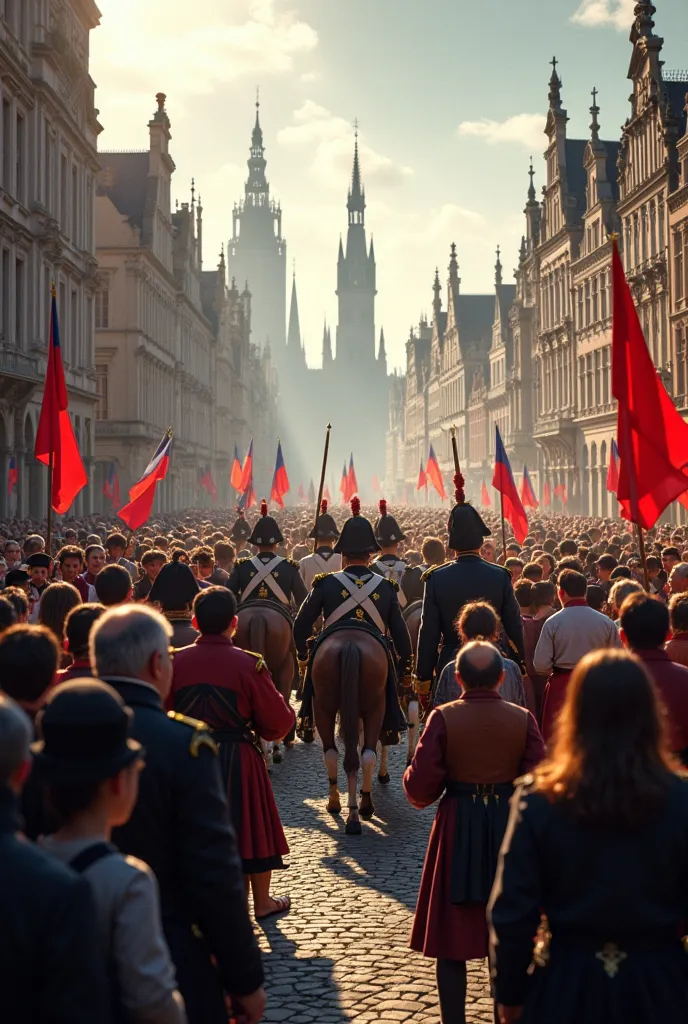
left=324, top=571, right=386, bottom=634
left=241, top=555, right=289, bottom=604
left=371, top=558, right=408, bottom=608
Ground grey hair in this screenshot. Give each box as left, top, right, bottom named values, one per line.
left=671, top=563, right=688, bottom=581
left=609, top=578, right=643, bottom=611
left=0, top=694, right=32, bottom=785
left=91, top=604, right=172, bottom=679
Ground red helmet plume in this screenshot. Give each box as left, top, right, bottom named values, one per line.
left=260, top=499, right=268, bottom=517
left=350, top=496, right=361, bottom=516
left=378, top=498, right=387, bottom=516
left=320, top=499, right=328, bottom=514
left=454, top=472, right=465, bottom=505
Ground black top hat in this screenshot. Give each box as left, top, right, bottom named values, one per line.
left=374, top=499, right=406, bottom=544
left=148, top=552, right=199, bottom=608
left=248, top=500, right=284, bottom=546
left=334, top=498, right=380, bottom=556
left=5, top=568, right=29, bottom=586
left=447, top=471, right=491, bottom=552
left=31, top=679, right=143, bottom=785
left=26, top=553, right=52, bottom=569
left=230, top=509, right=252, bottom=542
left=308, top=499, right=340, bottom=540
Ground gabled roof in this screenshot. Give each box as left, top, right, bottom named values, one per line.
left=457, top=295, right=495, bottom=352
left=97, top=152, right=149, bottom=230
left=666, top=80, right=688, bottom=137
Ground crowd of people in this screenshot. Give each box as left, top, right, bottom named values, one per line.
left=1, top=498, right=688, bottom=1023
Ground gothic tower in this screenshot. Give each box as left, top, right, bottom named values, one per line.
left=227, top=98, right=287, bottom=365
left=335, top=133, right=377, bottom=372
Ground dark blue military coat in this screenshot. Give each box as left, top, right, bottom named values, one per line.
left=228, top=552, right=308, bottom=609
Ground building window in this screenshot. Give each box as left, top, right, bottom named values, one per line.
left=675, top=232, right=684, bottom=305
left=15, top=111, right=24, bottom=205
left=585, top=281, right=591, bottom=326
left=60, top=154, right=68, bottom=231
left=15, top=258, right=23, bottom=348
left=592, top=276, right=599, bottom=323
left=95, top=364, right=109, bottom=420
left=71, top=165, right=78, bottom=242
left=95, top=289, right=109, bottom=329
left=601, top=272, right=608, bottom=320
left=1, top=249, right=9, bottom=342
left=677, top=327, right=687, bottom=399
left=2, top=98, right=10, bottom=191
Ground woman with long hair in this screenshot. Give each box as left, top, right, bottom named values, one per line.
left=489, top=649, right=688, bottom=1024
left=38, top=582, right=82, bottom=667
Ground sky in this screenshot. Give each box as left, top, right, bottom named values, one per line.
left=90, top=0, right=687, bottom=372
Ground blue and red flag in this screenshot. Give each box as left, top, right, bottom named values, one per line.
left=239, top=439, right=254, bottom=494
left=346, top=454, right=358, bottom=501
left=492, top=425, right=529, bottom=544
left=7, top=456, right=17, bottom=497
left=607, top=439, right=620, bottom=494
left=118, top=430, right=172, bottom=531
left=270, top=441, right=290, bottom=508
left=200, top=466, right=218, bottom=503
left=416, top=459, right=427, bottom=492
left=554, top=483, right=568, bottom=506
left=426, top=444, right=446, bottom=500
left=339, top=462, right=348, bottom=505
left=103, top=462, right=121, bottom=507
left=230, top=444, right=243, bottom=491
left=520, top=465, right=539, bottom=509
left=34, top=287, right=88, bottom=514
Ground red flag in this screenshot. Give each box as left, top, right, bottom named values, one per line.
left=492, top=426, right=529, bottom=544
left=239, top=439, right=254, bottom=494
left=520, top=465, right=539, bottom=509
left=481, top=479, right=491, bottom=508
left=323, top=485, right=332, bottom=503
left=230, top=444, right=243, bottom=490
left=200, top=467, right=218, bottom=503
left=611, top=240, right=688, bottom=527
left=339, top=462, right=348, bottom=505
left=607, top=439, right=620, bottom=494
left=34, top=290, right=88, bottom=514
left=554, top=483, right=568, bottom=506
left=543, top=480, right=551, bottom=508
left=426, top=444, right=446, bottom=500
left=118, top=431, right=172, bottom=530
left=416, top=459, right=427, bottom=492
left=347, top=454, right=358, bottom=501
left=7, top=456, right=18, bottom=498
left=270, top=441, right=290, bottom=508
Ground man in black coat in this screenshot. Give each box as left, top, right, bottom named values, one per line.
left=228, top=501, right=307, bottom=610
left=91, top=604, right=265, bottom=1024
left=0, top=694, right=112, bottom=1024
left=416, top=491, right=524, bottom=695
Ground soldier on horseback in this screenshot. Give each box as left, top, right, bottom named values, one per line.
left=370, top=500, right=411, bottom=610
left=299, top=500, right=342, bottom=590
left=228, top=501, right=308, bottom=610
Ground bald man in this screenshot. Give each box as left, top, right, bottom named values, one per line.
left=404, top=642, right=544, bottom=1024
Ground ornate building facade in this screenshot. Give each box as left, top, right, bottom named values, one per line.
left=389, top=1, right=688, bottom=521
left=94, top=95, right=277, bottom=514
left=0, top=0, right=101, bottom=519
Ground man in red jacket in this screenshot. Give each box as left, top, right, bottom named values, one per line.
left=619, top=591, right=688, bottom=765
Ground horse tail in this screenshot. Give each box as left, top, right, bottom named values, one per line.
left=247, top=612, right=267, bottom=656
left=339, top=640, right=360, bottom=775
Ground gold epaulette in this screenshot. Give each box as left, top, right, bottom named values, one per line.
left=167, top=711, right=219, bottom=757
left=312, top=572, right=330, bottom=586
left=287, top=558, right=300, bottom=569
left=242, top=649, right=265, bottom=671
left=386, top=577, right=399, bottom=591
left=237, top=557, right=250, bottom=566
left=421, top=562, right=446, bottom=583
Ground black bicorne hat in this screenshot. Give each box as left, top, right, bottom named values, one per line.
left=26, top=552, right=53, bottom=569
left=308, top=499, right=340, bottom=540
left=31, top=679, right=143, bottom=785
left=447, top=472, right=491, bottom=552
left=374, top=499, right=406, bottom=544
left=248, top=500, right=284, bottom=546
left=230, top=508, right=252, bottom=542
left=334, top=498, right=380, bottom=556
left=148, top=552, right=199, bottom=608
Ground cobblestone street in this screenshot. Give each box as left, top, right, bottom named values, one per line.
left=257, top=734, right=493, bottom=1023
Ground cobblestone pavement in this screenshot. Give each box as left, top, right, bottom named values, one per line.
left=256, top=732, right=493, bottom=1023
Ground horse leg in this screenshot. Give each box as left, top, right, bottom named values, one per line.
left=378, top=743, right=390, bottom=785
left=323, top=747, right=340, bottom=814
left=345, top=769, right=361, bottom=835
left=359, top=748, right=376, bottom=819
left=407, top=699, right=420, bottom=766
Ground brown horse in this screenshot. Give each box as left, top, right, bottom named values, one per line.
left=235, top=600, right=295, bottom=764
left=311, top=629, right=388, bottom=835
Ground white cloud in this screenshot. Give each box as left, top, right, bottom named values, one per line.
left=570, top=0, right=635, bottom=30
left=457, top=113, right=546, bottom=152
left=300, top=71, right=321, bottom=83
left=278, top=101, right=413, bottom=189
left=92, top=0, right=318, bottom=98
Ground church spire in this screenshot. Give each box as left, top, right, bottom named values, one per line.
left=378, top=327, right=387, bottom=366
left=527, top=158, right=536, bottom=204
left=347, top=122, right=365, bottom=226
left=494, top=246, right=503, bottom=287
left=548, top=56, right=562, bottom=111
left=287, top=267, right=301, bottom=352
left=246, top=91, right=268, bottom=201
left=323, top=321, right=333, bottom=366
left=590, top=87, right=601, bottom=143
left=633, top=0, right=656, bottom=39
left=432, top=267, right=442, bottom=324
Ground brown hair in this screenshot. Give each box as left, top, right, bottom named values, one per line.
left=455, top=601, right=498, bottom=642
left=535, top=649, right=679, bottom=828
left=38, top=582, right=82, bottom=644
left=669, top=593, right=688, bottom=635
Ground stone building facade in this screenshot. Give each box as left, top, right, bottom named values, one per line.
left=0, top=0, right=101, bottom=519
left=389, top=1, right=688, bottom=521
left=94, top=95, right=277, bottom=514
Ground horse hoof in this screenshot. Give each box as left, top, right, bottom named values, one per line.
left=302, top=729, right=315, bottom=744
left=345, top=818, right=362, bottom=835
left=359, top=803, right=374, bottom=821
left=272, top=749, right=282, bottom=764
left=378, top=773, right=390, bottom=785
left=327, top=802, right=341, bottom=815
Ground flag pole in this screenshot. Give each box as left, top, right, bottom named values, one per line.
left=449, top=426, right=461, bottom=478
left=312, top=424, right=331, bottom=553
left=499, top=491, right=507, bottom=561
left=46, top=451, right=54, bottom=557
left=635, top=522, right=650, bottom=592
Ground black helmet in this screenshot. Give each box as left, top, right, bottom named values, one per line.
left=308, top=499, right=340, bottom=541
left=447, top=472, right=491, bottom=552
left=230, top=509, right=252, bottom=543
left=248, top=500, right=284, bottom=546
left=334, top=498, right=380, bottom=556
left=374, top=499, right=406, bottom=544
